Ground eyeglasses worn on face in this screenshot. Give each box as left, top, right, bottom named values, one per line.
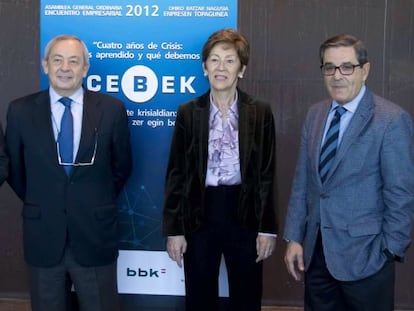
left=56, top=135, right=97, bottom=167
left=320, top=63, right=362, bottom=76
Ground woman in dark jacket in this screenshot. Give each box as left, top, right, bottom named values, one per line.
left=163, top=28, right=278, bottom=311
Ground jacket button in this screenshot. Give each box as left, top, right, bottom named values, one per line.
left=320, top=193, right=329, bottom=199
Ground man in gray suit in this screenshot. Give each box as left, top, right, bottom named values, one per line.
left=283, top=33, right=414, bottom=311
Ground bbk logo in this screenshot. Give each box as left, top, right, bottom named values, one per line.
left=126, top=267, right=166, bottom=278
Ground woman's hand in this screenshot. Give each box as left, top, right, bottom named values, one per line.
left=166, top=235, right=187, bottom=268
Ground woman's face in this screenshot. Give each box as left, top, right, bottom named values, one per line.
left=203, top=42, right=246, bottom=93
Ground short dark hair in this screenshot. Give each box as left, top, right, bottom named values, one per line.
left=319, top=33, right=368, bottom=65
left=202, top=28, right=250, bottom=67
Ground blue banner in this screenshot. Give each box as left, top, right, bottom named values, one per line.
left=41, top=0, right=237, bottom=296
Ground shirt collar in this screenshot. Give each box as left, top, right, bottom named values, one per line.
left=49, top=87, right=84, bottom=106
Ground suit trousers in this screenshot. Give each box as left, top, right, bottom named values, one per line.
left=305, top=232, right=395, bottom=311
left=183, top=185, right=263, bottom=311
left=29, top=246, right=120, bottom=311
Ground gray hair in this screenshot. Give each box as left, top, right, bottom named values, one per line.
left=43, top=34, right=90, bottom=66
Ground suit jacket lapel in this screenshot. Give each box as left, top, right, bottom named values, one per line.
left=32, top=91, right=59, bottom=162
left=193, top=93, right=209, bottom=182
left=74, top=90, right=102, bottom=164
left=326, top=90, right=374, bottom=182
left=238, top=91, right=256, bottom=179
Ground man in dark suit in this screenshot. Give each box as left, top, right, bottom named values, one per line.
left=6, top=34, right=132, bottom=311
left=284, top=33, right=414, bottom=311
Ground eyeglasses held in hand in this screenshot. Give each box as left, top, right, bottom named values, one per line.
left=320, top=63, right=363, bottom=76
left=57, top=135, right=97, bottom=167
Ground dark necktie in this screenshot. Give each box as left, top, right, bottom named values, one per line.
left=319, top=106, right=347, bottom=183
left=58, top=97, right=73, bottom=175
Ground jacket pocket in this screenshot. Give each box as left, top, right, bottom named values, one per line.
left=348, top=220, right=382, bottom=237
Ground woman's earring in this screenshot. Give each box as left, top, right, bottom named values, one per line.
left=204, top=72, right=208, bottom=77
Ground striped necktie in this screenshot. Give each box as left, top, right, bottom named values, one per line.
left=319, top=106, right=347, bottom=183
left=58, top=97, right=73, bottom=175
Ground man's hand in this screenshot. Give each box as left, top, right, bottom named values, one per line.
left=284, top=240, right=305, bottom=281
left=256, top=235, right=276, bottom=262
left=166, top=235, right=187, bottom=268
